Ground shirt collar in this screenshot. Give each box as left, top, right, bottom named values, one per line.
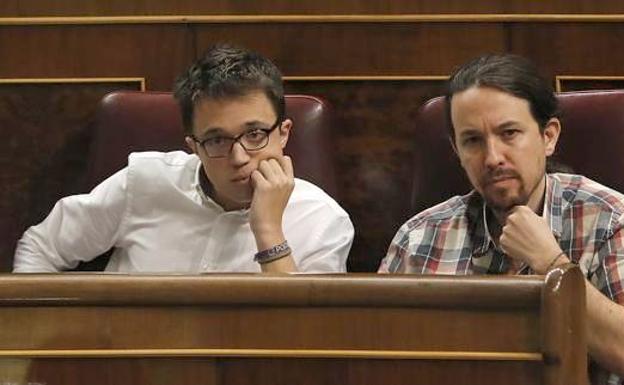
left=192, top=159, right=210, bottom=203
left=464, top=192, right=492, bottom=256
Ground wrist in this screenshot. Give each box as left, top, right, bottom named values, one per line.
left=540, top=250, right=569, bottom=274
left=253, top=229, right=286, bottom=251
left=254, top=241, right=291, bottom=265
left=551, top=254, right=571, bottom=269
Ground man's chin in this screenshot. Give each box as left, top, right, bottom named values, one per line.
left=484, top=194, right=528, bottom=212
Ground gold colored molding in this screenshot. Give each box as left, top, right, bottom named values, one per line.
left=555, top=75, right=624, bottom=92
left=284, top=75, right=447, bottom=81
left=0, top=348, right=542, bottom=361
left=1, top=14, right=624, bottom=26
left=0, top=77, right=146, bottom=91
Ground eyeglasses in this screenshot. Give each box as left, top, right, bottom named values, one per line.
left=190, top=118, right=282, bottom=158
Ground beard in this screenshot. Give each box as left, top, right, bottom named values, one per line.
left=479, top=168, right=529, bottom=212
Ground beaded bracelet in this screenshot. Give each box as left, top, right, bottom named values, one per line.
left=254, top=241, right=291, bottom=265
left=546, top=251, right=566, bottom=271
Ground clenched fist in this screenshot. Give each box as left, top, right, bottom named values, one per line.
left=500, top=205, right=568, bottom=274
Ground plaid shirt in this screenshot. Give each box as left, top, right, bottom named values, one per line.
left=380, top=173, right=624, bottom=385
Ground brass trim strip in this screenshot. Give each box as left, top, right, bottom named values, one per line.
left=1, top=14, right=624, bottom=25
left=0, top=348, right=542, bottom=361
left=284, top=75, right=447, bottom=81
left=555, top=75, right=624, bottom=92
left=0, top=77, right=146, bottom=91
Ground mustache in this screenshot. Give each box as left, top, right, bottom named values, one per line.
left=481, top=169, right=521, bottom=185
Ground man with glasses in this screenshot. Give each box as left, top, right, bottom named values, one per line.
left=14, top=45, right=354, bottom=273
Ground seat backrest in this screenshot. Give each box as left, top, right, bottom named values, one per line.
left=411, top=89, right=624, bottom=214
left=86, top=91, right=338, bottom=197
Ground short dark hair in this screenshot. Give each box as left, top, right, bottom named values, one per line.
left=173, top=44, right=285, bottom=134
left=445, top=54, right=559, bottom=139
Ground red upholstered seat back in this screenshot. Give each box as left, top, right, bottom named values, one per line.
left=87, top=91, right=338, bottom=198
left=411, top=89, right=624, bottom=214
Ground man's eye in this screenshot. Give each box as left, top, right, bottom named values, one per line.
left=462, top=137, right=480, bottom=146
left=245, top=130, right=265, bottom=141
left=502, top=129, right=519, bottom=138
left=204, top=137, right=228, bottom=146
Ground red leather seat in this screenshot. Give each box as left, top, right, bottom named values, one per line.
left=87, top=91, right=338, bottom=198
left=411, top=89, right=624, bottom=214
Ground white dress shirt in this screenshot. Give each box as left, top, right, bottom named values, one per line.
left=14, top=151, right=354, bottom=273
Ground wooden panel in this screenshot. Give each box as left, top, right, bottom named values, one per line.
left=2, top=1, right=624, bottom=16
left=0, top=269, right=587, bottom=385
left=285, top=79, right=446, bottom=272
left=0, top=80, right=142, bottom=272
left=0, top=307, right=539, bottom=351
left=220, top=359, right=541, bottom=385
left=195, top=23, right=505, bottom=76
left=0, top=25, right=191, bottom=90
left=0, top=358, right=218, bottom=385
left=556, top=76, right=624, bottom=92
left=0, top=358, right=539, bottom=385
left=509, top=23, right=624, bottom=79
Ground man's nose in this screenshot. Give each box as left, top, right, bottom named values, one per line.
left=229, top=141, right=251, bottom=165
left=484, top=138, right=504, bottom=168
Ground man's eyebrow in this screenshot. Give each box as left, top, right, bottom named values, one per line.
left=458, top=121, right=521, bottom=138
left=496, top=120, right=520, bottom=130
left=243, top=120, right=272, bottom=128
left=458, top=128, right=482, bottom=138
left=197, top=127, right=225, bottom=138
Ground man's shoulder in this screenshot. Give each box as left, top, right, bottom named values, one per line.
left=126, top=151, right=199, bottom=189
left=288, top=178, right=349, bottom=218
left=552, top=173, right=624, bottom=216
left=402, top=193, right=474, bottom=231
left=128, top=150, right=198, bottom=168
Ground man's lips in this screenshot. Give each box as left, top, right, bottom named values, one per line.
left=482, top=172, right=520, bottom=186
left=231, top=174, right=251, bottom=183
left=489, top=175, right=516, bottom=183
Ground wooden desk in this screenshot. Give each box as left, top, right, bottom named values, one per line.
left=0, top=265, right=586, bottom=385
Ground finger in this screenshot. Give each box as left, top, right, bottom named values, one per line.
left=250, top=169, right=269, bottom=190
left=278, top=155, right=295, bottom=179
left=257, top=159, right=279, bottom=181
left=264, top=158, right=289, bottom=183
left=499, top=231, right=512, bottom=254
left=505, top=205, right=521, bottom=219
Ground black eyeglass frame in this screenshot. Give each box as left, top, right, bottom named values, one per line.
left=189, top=116, right=283, bottom=158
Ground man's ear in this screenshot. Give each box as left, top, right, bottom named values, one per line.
left=543, top=117, right=561, bottom=157
left=185, top=136, right=198, bottom=154
left=279, top=118, right=293, bottom=149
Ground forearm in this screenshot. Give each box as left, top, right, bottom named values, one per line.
left=585, top=281, right=624, bottom=376
left=548, top=254, right=624, bottom=374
